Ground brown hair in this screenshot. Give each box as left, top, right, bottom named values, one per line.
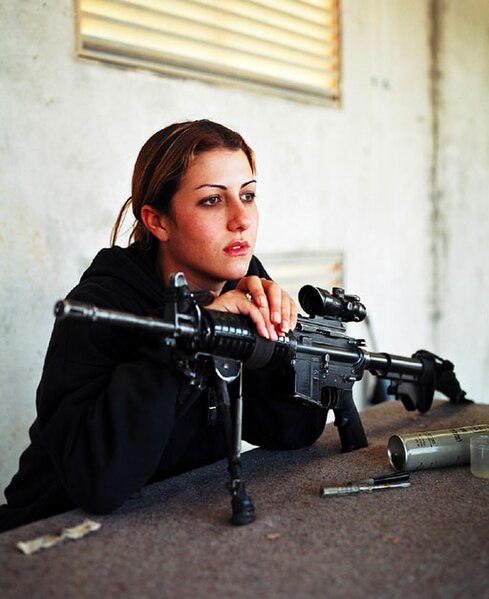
left=111, top=119, right=256, bottom=249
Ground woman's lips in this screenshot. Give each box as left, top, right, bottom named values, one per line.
left=224, top=241, right=250, bottom=256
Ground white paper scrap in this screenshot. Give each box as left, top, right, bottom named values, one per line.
left=16, top=519, right=101, bottom=555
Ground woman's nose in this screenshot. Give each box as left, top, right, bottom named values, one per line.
left=227, top=199, right=252, bottom=231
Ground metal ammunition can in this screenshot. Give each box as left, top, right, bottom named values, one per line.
left=388, top=424, right=489, bottom=471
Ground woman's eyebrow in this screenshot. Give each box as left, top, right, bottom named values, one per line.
left=194, top=179, right=256, bottom=191
left=241, top=179, right=257, bottom=188
left=194, top=183, right=226, bottom=190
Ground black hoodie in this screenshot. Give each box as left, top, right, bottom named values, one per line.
left=0, top=244, right=326, bottom=532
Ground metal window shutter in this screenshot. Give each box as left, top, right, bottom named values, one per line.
left=77, top=0, right=340, bottom=105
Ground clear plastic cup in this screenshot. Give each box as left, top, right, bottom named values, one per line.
left=470, top=434, right=489, bottom=479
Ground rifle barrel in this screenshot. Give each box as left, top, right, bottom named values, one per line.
left=54, top=299, right=195, bottom=337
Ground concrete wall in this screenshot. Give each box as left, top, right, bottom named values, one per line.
left=436, top=1, right=489, bottom=402
left=1, top=0, right=488, bottom=500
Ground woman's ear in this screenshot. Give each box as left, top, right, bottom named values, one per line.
left=140, top=205, right=170, bottom=242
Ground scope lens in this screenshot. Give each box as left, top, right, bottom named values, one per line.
left=298, top=285, right=342, bottom=317
left=298, top=285, right=367, bottom=322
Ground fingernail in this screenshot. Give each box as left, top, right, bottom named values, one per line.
left=272, top=311, right=281, bottom=324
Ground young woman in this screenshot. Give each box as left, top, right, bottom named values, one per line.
left=0, top=120, right=327, bottom=532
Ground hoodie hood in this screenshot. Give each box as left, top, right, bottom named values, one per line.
left=70, top=243, right=165, bottom=311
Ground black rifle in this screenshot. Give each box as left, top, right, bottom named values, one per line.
left=54, top=273, right=468, bottom=525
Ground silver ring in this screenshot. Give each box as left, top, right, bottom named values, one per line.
left=245, top=292, right=254, bottom=302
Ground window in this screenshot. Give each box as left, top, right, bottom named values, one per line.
left=260, top=251, right=343, bottom=302
left=76, top=0, right=340, bottom=106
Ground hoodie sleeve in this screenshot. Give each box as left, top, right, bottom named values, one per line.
left=35, top=284, right=186, bottom=516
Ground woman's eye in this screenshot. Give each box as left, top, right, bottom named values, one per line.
left=241, top=192, right=256, bottom=203
left=200, top=196, right=221, bottom=206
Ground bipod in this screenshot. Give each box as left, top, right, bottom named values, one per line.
left=209, top=356, right=256, bottom=526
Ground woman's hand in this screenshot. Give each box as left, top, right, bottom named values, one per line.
left=206, top=276, right=297, bottom=341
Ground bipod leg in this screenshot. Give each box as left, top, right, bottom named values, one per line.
left=211, top=358, right=255, bottom=526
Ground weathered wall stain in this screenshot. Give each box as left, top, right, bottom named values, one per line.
left=428, top=0, right=447, bottom=341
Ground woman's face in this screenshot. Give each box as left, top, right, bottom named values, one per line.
left=158, top=148, right=259, bottom=291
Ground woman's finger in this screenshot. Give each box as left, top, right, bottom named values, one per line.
left=278, top=290, right=298, bottom=333
left=206, top=290, right=274, bottom=340
left=235, top=276, right=297, bottom=336
left=236, top=276, right=268, bottom=310
left=237, top=277, right=281, bottom=324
